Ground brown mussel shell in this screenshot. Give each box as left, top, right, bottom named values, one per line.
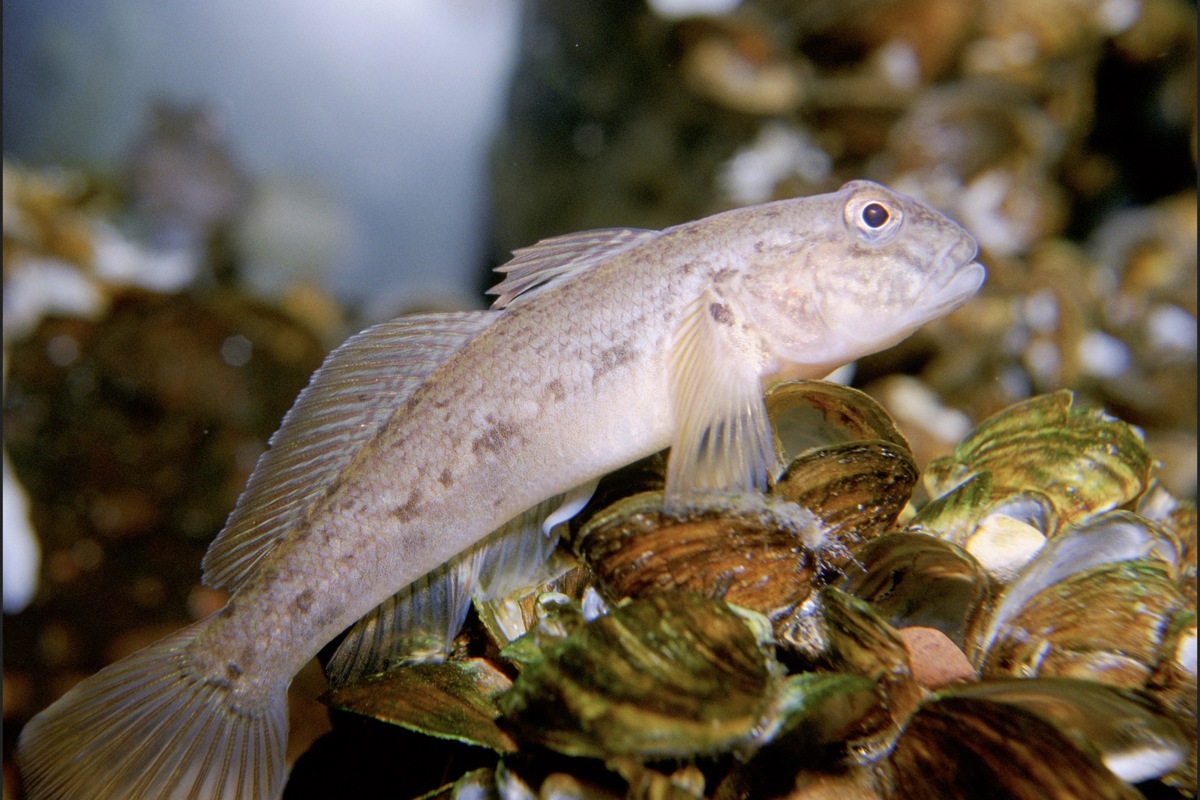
left=574, top=492, right=825, bottom=623
left=939, top=678, right=1191, bottom=786
left=323, top=658, right=517, bottom=754
left=764, top=380, right=911, bottom=465
left=772, top=440, right=919, bottom=561
left=982, top=558, right=1192, bottom=687
left=891, top=694, right=1145, bottom=800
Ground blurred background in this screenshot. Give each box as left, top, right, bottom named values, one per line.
left=4, top=0, right=521, bottom=310
left=2, top=0, right=1195, bottom=795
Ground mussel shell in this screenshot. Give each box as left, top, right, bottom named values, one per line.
left=982, top=559, right=1190, bottom=687
left=1150, top=629, right=1199, bottom=795
left=574, top=491, right=824, bottom=622
left=714, top=672, right=887, bottom=799
left=891, top=694, right=1145, bottom=800
left=778, top=588, right=923, bottom=764
left=772, top=440, right=919, bottom=559
left=494, top=590, right=591, bottom=670
left=474, top=561, right=590, bottom=655
left=764, top=380, right=910, bottom=465
left=1136, top=483, right=1198, bottom=612
left=907, top=471, right=996, bottom=546
left=496, top=593, right=779, bottom=759
left=938, top=678, right=1191, bottom=785
left=323, top=658, right=517, bottom=754
left=902, top=478, right=1056, bottom=582
left=839, top=531, right=992, bottom=652
left=978, top=510, right=1181, bottom=666
left=923, top=390, right=1153, bottom=522
left=962, top=510, right=1050, bottom=584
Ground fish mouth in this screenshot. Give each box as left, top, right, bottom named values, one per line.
left=933, top=260, right=986, bottom=310
left=940, top=230, right=981, bottom=273
left=918, top=233, right=986, bottom=318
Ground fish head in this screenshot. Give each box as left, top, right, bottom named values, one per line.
left=736, top=180, right=985, bottom=373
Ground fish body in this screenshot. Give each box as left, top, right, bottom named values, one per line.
left=17, top=181, right=985, bottom=799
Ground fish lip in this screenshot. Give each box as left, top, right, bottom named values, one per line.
left=932, top=231, right=983, bottom=287
left=940, top=231, right=981, bottom=273
left=919, top=233, right=986, bottom=315
left=924, top=258, right=987, bottom=314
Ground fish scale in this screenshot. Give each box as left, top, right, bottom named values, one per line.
left=17, top=179, right=984, bottom=799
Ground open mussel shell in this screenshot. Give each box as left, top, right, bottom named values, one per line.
left=961, top=493, right=1058, bottom=583
left=496, top=593, right=781, bottom=759
left=493, top=590, right=595, bottom=670
left=982, top=558, right=1192, bottom=688
left=323, top=657, right=518, bottom=754
left=978, top=510, right=1181, bottom=668
left=574, top=491, right=825, bottom=623
left=474, top=558, right=591, bottom=655
left=764, top=380, right=910, bottom=466
left=1137, top=483, right=1198, bottom=612
left=838, top=531, right=992, bottom=653
left=906, top=473, right=1060, bottom=584
left=923, top=390, right=1154, bottom=523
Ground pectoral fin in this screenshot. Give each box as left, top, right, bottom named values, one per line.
left=664, top=293, right=777, bottom=509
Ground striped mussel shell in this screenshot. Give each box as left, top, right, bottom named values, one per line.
left=570, top=380, right=919, bottom=628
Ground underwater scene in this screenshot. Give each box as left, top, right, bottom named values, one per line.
left=2, top=0, right=1196, bottom=798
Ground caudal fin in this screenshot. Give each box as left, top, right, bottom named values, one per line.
left=17, top=616, right=289, bottom=800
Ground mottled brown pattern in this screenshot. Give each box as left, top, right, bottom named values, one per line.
left=391, top=489, right=423, bottom=523
left=472, top=421, right=519, bottom=455
left=544, top=378, right=567, bottom=402
left=293, top=589, right=314, bottom=613
left=709, top=302, right=734, bottom=326
left=591, top=343, right=636, bottom=383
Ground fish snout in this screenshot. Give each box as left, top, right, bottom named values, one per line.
left=939, top=230, right=981, bottom=272
left=919, top=231, right=986, bottom=316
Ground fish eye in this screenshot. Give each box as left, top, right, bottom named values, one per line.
left=845, top=194, right=902, bottom=243
left=862, top=202, right=889, bottom=228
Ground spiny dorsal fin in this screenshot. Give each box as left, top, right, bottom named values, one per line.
left=488, top=227, right=658, bottom=309
left=202, top=311, right=498, bottom=592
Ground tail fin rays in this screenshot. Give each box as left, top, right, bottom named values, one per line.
left=17, top=616, right=289, bottom=800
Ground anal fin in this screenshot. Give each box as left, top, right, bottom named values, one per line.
left=323, top=487, right=593, bottom=687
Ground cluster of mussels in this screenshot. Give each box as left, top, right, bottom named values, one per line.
left=318, top=381, right=1196, bottom=800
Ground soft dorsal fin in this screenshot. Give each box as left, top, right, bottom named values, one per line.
left=202, top=311, right=498, bottom=592
left=488, top=227, right=658, bottom=309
